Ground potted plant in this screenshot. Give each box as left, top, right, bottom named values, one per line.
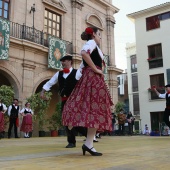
left=26, top=92, right=52, bottom=137
left=47, top=102, right=64, bottom=137
left=47, top=113, right=59, bottom=137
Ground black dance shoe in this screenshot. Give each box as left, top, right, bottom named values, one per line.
left=93, top=140, right=98, bottom=142
left=65, top=143, right=76, bottom=148
left=82, top=144, right=102, bottom=156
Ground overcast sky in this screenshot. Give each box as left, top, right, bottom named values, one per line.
left=112, top=0, right=170, bottom=71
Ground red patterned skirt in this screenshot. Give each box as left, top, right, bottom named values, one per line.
left=20, top=114, right=33, bottom=132
left=62, top=66, right=113, bottom=131
left=0, top=112, right=4, bottom=132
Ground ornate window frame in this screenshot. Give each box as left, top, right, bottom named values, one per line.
left=86, top=13, right=104, bottom=30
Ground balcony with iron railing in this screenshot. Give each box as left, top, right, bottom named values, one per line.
left=10, top=21, right=73, bottom=54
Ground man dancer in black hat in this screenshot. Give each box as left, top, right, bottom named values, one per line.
left=41, top=55, right=87, bottom=148
left=153, top=84, right=170, bottom=128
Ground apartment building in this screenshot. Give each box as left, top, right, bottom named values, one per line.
left=127, top=2, right=170, bottom=132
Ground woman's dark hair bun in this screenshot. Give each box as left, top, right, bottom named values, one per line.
left=81, top=31, right=88, bottom=40
left=25, top=102, right=30, bottom=106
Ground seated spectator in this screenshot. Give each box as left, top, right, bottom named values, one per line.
left=143, top=126, right=150, bottom=135
left=150, top=129, right=160, bottom=136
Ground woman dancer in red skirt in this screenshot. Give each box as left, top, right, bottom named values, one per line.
left=20, top=102, right=33, bottom=138
left=62, top=27, right=113, bottom=156
left=0, top=99, right=7, bottom=139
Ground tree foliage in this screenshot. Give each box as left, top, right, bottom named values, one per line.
left=114, top=101, right=125, bottom=114
left=0, top=85, right=15, bottom=107
left=0, top=85, right=15, bottom=128
left=26, top=92, right=52, bottom=131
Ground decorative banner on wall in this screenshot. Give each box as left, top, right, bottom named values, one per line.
left=0, top=18, right=10, bottom=60
left=48, top=36, right=66, bottom=69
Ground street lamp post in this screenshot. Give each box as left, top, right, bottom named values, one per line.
left=30, top=4, right=36, bottom=38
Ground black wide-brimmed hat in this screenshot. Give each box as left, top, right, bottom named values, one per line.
left=60, top=55, right=72, bottom=61
left=165, top=84, right=170, bottom=87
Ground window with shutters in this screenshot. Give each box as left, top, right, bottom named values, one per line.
left=132, top=73, right=138, bottom=92
left=146, top=15, right=160, bottom=31
left=150, top=74, right=165, bottom=100
left=133, top=93, right=140, bottom=115
left=44, top=9, right=61, bottom=39
left=131, top=55, right=137, bottom=73
left=0, top=0, right=10, bottom=19
left=147, top=44, right=163, bottom=69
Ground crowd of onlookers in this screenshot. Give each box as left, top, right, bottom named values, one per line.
left=100, top=110, right=170, bottom=137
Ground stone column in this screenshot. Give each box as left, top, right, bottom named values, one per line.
left=108, top=66, right=123, bottom=110
left=22, top=48, right=36, bottom=102
left=71, top=0, right=84, bottom=68
left=106, top=8, right=116, bottom=66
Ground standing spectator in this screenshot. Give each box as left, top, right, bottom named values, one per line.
left=127, top=112, right=135, bottom=135
left=117, top=109, right=126, bottom=135
left=0, top=99, right=7, bottom=139
left=8, top=99, right=20, bottom=138
left=111, top=113, right=116, bottom=135
left=20, top=102, right=33, bottom=138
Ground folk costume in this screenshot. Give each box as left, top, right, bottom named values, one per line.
left=158, top=86, right=170, bottom=128
left=0, top=103, right=7, bottom=139
left=43, top=60, right=87, bottom=148
left=20, top=107, right=33, bottom=138
left=8, top=104, right=20, bottom=138
left=62, top=40, right=113, bottom=132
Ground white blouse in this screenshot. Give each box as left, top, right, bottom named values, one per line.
left=43, top=67, right=82, bottom=91
left=159, top=93, right=170, bottom=98
left=80, top=39, right=104, bottom=68
left=0, top=103, right=7, bottom=111
left=20, top=108, right=33, bottom=114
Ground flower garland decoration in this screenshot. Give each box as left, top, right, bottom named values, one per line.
left=147, top=56, right=156, bottom=61
left=148, top=85, right=165, bottom=92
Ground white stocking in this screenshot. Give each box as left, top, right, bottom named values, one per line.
left=93, top=135, right=97, bottom=141
left=85, top=128, right=97, bottom=152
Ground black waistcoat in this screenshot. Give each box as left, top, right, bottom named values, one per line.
left=0, top=104, right=3, bottom=111
left=83, top=47, right=102, bottom=68
left=166, top=93, right=170, bottom=107
left=58, top=69, right=78, bottom=97
left=10, top=105, right=19, bottom=118
left=24, top=109, right=31, bottom=114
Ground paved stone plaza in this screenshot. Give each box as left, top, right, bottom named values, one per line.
left=0, top=136, right=170, bottom=170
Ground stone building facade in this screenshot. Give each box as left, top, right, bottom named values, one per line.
left=0, top=0, right=122, bottom=136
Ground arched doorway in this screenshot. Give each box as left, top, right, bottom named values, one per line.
left=0, top=69, right=20, bottom=137
left=0, top=70, right=20, bottom=99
